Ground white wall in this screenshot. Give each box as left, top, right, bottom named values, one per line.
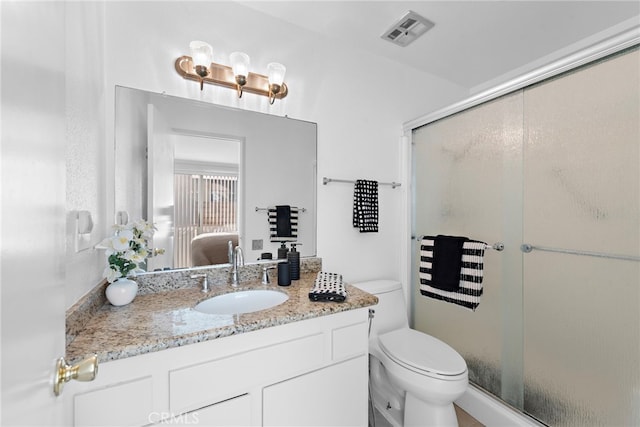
left=63, top=1, right=467, bottom=307
left=102, top=2, right=463, bottom=291
left=62, top=1, right=467, bottom=306
left=65, top=1, right=107, bottom=308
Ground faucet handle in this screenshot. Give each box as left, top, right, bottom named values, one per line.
left=190, top=274, right=209, bottom=293
left=262, top=266, right=276, bottom=284
left=235, top=246, right=244, bottom=267
left=227, top=240, right=234, bottom=264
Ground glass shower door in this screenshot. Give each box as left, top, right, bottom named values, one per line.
left=522, top=49, right=640, bottom=426
left=411, top=47, right=640, bottom=426
left=412, top=90, right=525, bottom=409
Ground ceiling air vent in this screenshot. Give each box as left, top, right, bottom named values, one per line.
left=381, top=10, right=434, bottom=47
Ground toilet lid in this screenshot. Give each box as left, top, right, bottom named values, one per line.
left=378, top=329, right=467, bottom=377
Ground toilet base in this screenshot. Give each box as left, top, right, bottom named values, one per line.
left=370, top=390, right=403, bottom=427
left=404, top=392, right=458, bottom=427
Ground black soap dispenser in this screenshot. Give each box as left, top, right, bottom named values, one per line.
left=277, top=241, right=288, bottom=259
left=287, top=243, right=300, bottom=280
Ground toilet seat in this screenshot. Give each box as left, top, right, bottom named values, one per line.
left=379, top=328, right=467, bottom=380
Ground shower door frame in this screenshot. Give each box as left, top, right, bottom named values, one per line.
left=400, top=23, right=640, bottom=424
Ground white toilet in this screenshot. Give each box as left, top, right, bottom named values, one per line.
left=353, top=280, right=468, bottom=427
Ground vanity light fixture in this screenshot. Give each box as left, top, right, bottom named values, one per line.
left=229, top=51, right=250, bottom=98
left=175, top=42, right=288, bottom=104
left=189, top=41, right=213, bottom=91
left=266, top=62, right=286, bottom=105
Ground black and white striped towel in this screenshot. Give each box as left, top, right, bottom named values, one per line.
left=419, top=235, right=486, bottom=311
left=309, top=271, right=347, bottom=302
left=353, top=179, right=379, bottom=233
left=268, top=205, right=298, bottom=242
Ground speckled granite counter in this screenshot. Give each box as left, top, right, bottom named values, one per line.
left=66, top=264, right=377, bottom=365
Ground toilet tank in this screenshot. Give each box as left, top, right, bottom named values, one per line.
left=352, top=280, right=409, bottom=336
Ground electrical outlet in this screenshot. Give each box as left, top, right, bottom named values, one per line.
left=75, top=210, right=94, bottom=252
left=252, top=239, right=263, bottom=250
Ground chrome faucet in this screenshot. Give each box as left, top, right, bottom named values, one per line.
left=230, top=246, right=244, bottom=286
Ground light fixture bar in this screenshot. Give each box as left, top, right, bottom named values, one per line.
left=175, top=56, right=288, bottom=100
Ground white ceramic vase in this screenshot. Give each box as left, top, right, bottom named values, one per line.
left=105, top=277, right=138, bottom=306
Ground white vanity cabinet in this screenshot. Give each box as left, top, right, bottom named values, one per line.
left=66, top=308, right=369, bottom=427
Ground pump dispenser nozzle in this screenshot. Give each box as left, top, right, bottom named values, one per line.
left=277, top=241, right=288, bottom=259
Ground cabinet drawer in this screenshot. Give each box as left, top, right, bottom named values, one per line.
left=169, top=333, right=323, bottom=413
left=74, top=376, right=153, bottom=426
left=332, top=321, right=368, bottom=360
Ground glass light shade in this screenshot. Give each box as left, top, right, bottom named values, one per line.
left=267, top=62, right=286, bottom=86
left=189, top=40, right=213, bottom=68
left=230, top=52, right=250, bottom=78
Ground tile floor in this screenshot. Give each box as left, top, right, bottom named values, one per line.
left=454, top=404, right=485, bottom=427
left=371, top=404, right=484, bottom=427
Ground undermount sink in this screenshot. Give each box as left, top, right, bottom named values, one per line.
left=194, top=290, right=289, bottom=315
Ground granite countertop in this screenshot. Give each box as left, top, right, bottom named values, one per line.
left=66, top=271, right=377, bottom=365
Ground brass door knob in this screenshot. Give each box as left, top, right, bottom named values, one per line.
left=53, top=354, right=98, bottom=396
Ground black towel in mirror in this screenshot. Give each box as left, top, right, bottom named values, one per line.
left=432, top=235, right=468, bottom=291
left=275, top=205, right=292, bottom=237
left=268, top=206, right=298, bottom=242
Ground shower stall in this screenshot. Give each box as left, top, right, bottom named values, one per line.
left=410, top=46, right=639, bottom=426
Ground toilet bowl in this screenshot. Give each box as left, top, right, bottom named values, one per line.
left=353, top=280, right=468, bottom=427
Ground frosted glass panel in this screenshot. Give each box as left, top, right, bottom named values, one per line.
left=412, top=91, right=524, bottom=406
left=523, top=253, right=639, bottom=426
left=523, top=49, right=640, bottom=256
left=523, top=49, right=640, bottom=426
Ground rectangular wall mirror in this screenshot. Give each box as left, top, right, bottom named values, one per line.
left=114, top=86, right=317, bottom=271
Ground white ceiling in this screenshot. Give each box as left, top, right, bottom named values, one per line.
left=239, top=1, right=639, bottom=91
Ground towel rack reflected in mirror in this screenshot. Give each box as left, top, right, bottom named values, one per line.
left=256, top=207, right=306, bottom=212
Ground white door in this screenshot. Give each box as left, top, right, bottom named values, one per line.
left=147, top=105, right=175, bottom=271
left=1, top=1, right=67, bottom=425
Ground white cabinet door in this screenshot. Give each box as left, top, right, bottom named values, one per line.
left=263, top=356, right=368, bottom=427
left=74, top=377, right=154, bottom=426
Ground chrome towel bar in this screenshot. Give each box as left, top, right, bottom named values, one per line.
left=322, top=177, right=401, bottom=189
left=255, top=206, right=306, bottom=212
left=521, top=243, right=640, bottom=262
left=416, top=236, right=504, bottom=251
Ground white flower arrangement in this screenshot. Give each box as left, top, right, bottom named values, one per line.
left=98, top=219, right=159, bottom=283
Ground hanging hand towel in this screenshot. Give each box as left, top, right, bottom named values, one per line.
left=432, top=235, right=468, bottom=291
left=352, top=179, right=379, bottom=233
left=268, top=205, right=298, bottom=242
left=309, top=271, right=347, bottom=302
left=419, top=235, right=486, bottom=311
